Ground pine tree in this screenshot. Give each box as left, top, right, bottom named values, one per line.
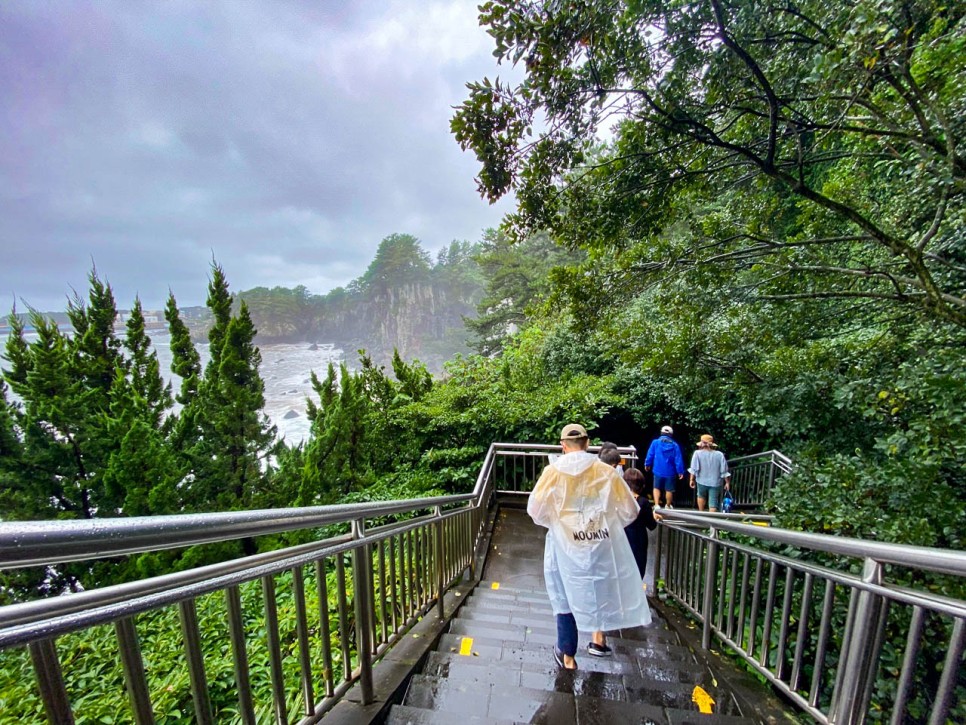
left=178, top=268, right=277, bottom=515
left=102, top=368, right=179, bottom=516
left=123, top=297, right=172, bottom=430
left=164, top=292, right=201, bottom=405
left=7, top=312, right=97, bottom=519
left=66, top=270, right=123, bottom=396
left=205, top=262, right=233, bottom=375
left=301, top=362, right=371, bottom=503
left=0, top=379, right=24, bottom=518
left=206, top=301, right=276, bottom=509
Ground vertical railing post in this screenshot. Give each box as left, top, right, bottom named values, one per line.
left=829, top=558, right=886, bottom=724
left=351, top=518, right=374, bottom=705
left=435, top=505, right=445, bottom=619
left=767, top=452, right=777, bottom=502
left=178, top=600, right=213, bottom=725
left=655, top=522, right=665, bottom=589
left=702, top=527, right=719, bottom=651
left=468, top=506, right=477, bottom=581
left=115, top=617, right=155, bottom=725
left=28, top=638, right=74, bottom=725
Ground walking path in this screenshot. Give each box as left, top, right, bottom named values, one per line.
left=385, top=508, right=799, bottom=724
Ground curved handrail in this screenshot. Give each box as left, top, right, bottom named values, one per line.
left=0, top=441, right=631, bottom=570
left=658, top=509, right=966, bottom=577
left=728, top=449, right=793, bottom=470
left=0, top=493, right=476, bottom=569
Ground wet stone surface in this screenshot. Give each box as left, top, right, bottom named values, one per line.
left=385, top=508, right=771, bottom=725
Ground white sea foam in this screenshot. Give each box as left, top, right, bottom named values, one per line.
left=152, top=339, right=344, bottom=445
left=2, top=333, right=344, bottom=445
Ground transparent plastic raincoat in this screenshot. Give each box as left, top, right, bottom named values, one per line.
left=527, top=451, right=652, bottom=631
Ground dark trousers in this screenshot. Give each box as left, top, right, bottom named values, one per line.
left=556, top=613, right=578, bottom=656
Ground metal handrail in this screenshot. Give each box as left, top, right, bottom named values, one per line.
left=657, top=509, right=966, bottom=724
left=728, top=449, right=793, bottom=470
left=0, top=442, right=613, bottom=568
left=659, top=509, right=966, bottom=578
left=0, top=494, right=475, bottom=569
left=5, top=443, right=962, bottom=724
left=0, top=442, right=509, bottom=724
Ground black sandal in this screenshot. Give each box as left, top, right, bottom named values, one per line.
left=553, top=646, right=577, bottom=670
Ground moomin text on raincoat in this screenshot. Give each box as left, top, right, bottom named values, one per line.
left=527, top=451, right=652, bottom=631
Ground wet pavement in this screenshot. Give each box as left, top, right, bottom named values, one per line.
left=385, top=508, right=797, bottom=725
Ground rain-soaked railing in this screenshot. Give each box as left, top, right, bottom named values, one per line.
left=7, top=441, right=947, bottom=725
left=1, top=442, right=591, bottom=723
left=491, top=442, right=638, bottom=495
left=657, top=510, right=966, bottom=724
left=492, top=444, right=788, bottom=510
left=0, top=445, right=509, bottom=724
left=727, top=449, right=792, bottom=508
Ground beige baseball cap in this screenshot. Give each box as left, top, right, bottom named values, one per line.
left=560, top=423, right=588, bottom=440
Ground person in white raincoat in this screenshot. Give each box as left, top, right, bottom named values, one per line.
left=527, top=424, right=652, bottom=670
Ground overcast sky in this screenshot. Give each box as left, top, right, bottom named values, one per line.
left=0, top=1, right=520, bottom=312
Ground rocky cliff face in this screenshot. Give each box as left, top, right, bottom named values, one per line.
left=318, top=283, right=477, bottom=371
left=246, top=281, right=479, bottom=373
left=240, top=236, right=484, bottom=373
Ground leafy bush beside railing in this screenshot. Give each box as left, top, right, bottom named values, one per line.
left=0, top=566, right=347, bottom=724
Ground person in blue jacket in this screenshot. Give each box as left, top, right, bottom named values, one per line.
left=644, top=425, right=686, bottom=508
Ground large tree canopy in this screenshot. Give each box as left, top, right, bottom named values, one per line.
left=453, top=0, right=966, bottom=327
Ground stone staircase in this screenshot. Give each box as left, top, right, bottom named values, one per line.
left=384, top=508, right=796, bottom=724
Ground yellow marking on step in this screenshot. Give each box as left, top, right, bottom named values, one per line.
left=751, top=521, right=770, bottom=527
left=491, top=582, right=500, bottom=590
left=692, top=685, right=715, bottom=713
left=459, top=637, right=474, bottom=656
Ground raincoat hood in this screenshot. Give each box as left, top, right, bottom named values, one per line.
left=550, top=450, right=597, bottom=476
left=644, top=435, right=686, bottom=477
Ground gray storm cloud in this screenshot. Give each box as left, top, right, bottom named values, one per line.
left=0, top=0, right=518, bottom=312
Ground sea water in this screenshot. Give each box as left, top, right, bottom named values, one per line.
left=1, top=333, right=344, bottom=445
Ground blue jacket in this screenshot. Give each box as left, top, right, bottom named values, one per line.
left=644, top=436, right=685, bottom=477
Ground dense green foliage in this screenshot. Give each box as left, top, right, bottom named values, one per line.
left=0, top=566, right=361, bottom=724
left=453, top=0, right=965, bottom=545
left=464, top=228, right=576, bottom=354
left=0, top=1, right=963, bottom=718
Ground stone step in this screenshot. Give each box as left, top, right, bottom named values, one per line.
left=449, top=618, right=557, bottom=647
left=609, top=636, right=699, bottom=663
left=471, top=586, right=551, bottom=605
left=425, top=648, right=645, bottom=696
left=462, top=596, right=552, bottom=614
left=476, top=581, right=547, bottom=595
left=448, top=618, right=687, bottom=663
left=460, top=603, right=557, bottom=628
left=466, top=590, right=549, bottom=606
left=403, top=673, right=576, bottom=722
left=385, top=703, right=516, bottom=725
left=455, top=604, right=681, bottom=650
left=438, top=632, right=663, bottom=677
left=403, top=672, right=748, bottom=723
left=424, top=647, right=731, bottom=710
left=467, top=585, right=670, bottom=627
left=665, top=709, right=759, bottom=725
left=575, top=697, right=758, bottom=724
left=468, top=586, right=547, bottom=598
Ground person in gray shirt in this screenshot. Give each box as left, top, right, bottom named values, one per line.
left=688, top=434, right=731, bottom=512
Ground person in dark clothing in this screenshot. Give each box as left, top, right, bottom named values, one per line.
left=598, top=441, right=624, bottom=476
left=622, top=467, right=659, bottom=580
